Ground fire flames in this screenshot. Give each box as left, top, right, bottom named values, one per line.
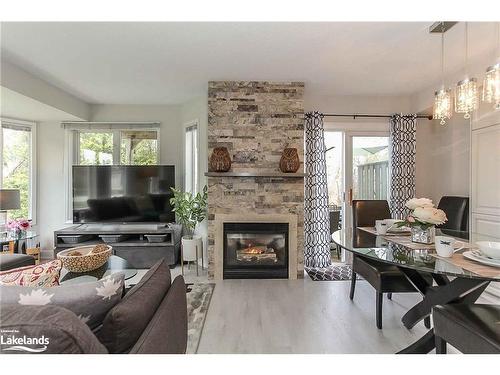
left=241, top=245, right=266, bottom=254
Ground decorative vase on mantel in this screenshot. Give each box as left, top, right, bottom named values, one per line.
left=410, top=225, right=435, bottom=245
left=209, top=147, right=231, bottom=172
left=279, top=147, right=300, bottom=173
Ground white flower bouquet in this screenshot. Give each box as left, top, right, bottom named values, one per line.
left=396, top=198, right=448, bottom=230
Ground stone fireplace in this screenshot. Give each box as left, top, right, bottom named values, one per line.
left=207, top=81, right=305, bottom=280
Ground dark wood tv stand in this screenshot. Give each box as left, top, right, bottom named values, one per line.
left=53, top=223, right=181, bottom=268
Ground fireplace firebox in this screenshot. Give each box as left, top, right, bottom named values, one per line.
left=223, top=222, right=289, bottom=279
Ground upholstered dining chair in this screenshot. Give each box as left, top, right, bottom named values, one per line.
left=433, top=304, right=500, bottom=354
left=437, top=196, right=469, bottom=232
left=350, top=200, right=429, bottom=329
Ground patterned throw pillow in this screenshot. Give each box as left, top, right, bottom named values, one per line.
left=0, top=259, right=62, bottom=287
left=0, top=272, right=125, bottom=331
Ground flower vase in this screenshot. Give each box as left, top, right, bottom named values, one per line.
left=10, top=228, right=22, bottom=239
left=411, top=226, right=435, bottom=244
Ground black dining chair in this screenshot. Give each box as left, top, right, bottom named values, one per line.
left=350, top=200, right=430, bottom=329
left=329, top=209, right=341, bottom=259
left=437, top=196, right=469, bottom=232
left=433, top=304, right=500, bottom=354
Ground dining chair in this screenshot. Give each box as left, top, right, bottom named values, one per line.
left=329, top=210, right=341, bottom=259
left=433, top=304, right=500, bottom=354
left=350, top=200, right=430, bottom=329
left=437, top=196, right=469, bottom=232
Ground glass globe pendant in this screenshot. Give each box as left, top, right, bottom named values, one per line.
left=455, top=78, right=478, bottom=119
left=434, top=88, right=452, bottom=125
left=433, top=25, right=452, bottom=125
left=482, top=63, right=500, bottom=110
left=455, top=23, right=478, bottom=119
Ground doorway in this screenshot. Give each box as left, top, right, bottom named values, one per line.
left=324, top=125, right=390, bottom=235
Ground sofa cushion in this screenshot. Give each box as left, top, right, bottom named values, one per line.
left=0, top=272, right=125, bottom=331
left=97, top=258, right=171, bottom=353
left=0, top=259, right=62, bottom=287
left=0, top=304, right=108, bottom=354
left=0, top=254, right=35, bottom=271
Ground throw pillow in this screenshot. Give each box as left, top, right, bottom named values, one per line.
left=97, top=258, right=171, bottom=353
left=0, top=304, right=108, bottom=354
left=0, top=259, right=62, bottom=287
left=0, top=272, right=125, bottom=331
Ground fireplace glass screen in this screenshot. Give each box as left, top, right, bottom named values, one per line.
left=223, top=222, right=288, bottom=279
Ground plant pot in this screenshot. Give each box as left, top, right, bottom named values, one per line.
left=181, top=235, right=202, bottom=262
left=279, top=148, right=300, bottom=173
left=209, top=147, right=231, bottom=172
left=411, top=226, right=435, bottom=244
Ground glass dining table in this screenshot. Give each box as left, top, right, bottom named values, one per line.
left=332, top=228, right=500, bottom=354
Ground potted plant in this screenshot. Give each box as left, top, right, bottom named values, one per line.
left=396, top=198, right=447, bottom=244
left=169, top=186, right=208, bottom=265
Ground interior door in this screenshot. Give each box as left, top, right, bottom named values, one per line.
left=343, top=132, right=390, bottom=232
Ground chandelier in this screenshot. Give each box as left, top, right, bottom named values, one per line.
left=433, top=23, right=452, bottom=125
left=482, top=23, right=500, bottom=110
left=483, top=63, right=500, bottom=109
left=434, top=89, right=452, bottom=125
left=455, top=78, right=478, bottom=119
left=455, top=23, right=478, bottom=119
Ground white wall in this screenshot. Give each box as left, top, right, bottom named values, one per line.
left=37, top=121, right=68, bottom=257
left=305, top=93, right=412, bottom=114
left=416, top=116, right=471, bottom=204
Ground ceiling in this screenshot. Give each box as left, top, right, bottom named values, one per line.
left=1, top=22, right=497, bottom=105
left=1, top=87, right=82, bottom=121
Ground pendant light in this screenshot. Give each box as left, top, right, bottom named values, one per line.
left=455, top=22, right=479, bottom=119
left=433, top=22, right=452, bottom=125
left=482, top=23, right=500, bottom=110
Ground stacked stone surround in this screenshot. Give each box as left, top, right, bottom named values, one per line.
left=207, top=81, right=305, bottom=279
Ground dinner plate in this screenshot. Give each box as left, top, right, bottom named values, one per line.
left=463, top=250, right=500, bottom=268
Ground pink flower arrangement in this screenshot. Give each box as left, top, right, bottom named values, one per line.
left=7, top=218, right=31, bottom=232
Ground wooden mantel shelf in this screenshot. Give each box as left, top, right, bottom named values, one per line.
left=205, top=171, right=307, bottom=178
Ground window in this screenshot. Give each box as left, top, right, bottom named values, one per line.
left=63, top=123, right=160, bottom=221
left=0, top=119, right=36, bottom=221
left=79, top=131, right=114, bottom=165
left=71, top=126, right=159, bottom=166
left=184, top=123, right=198, bottom=193
left=120, top=130, right=158, bottom=165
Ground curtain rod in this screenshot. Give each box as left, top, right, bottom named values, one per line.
left=61, top=121, right=160, bottom=124
left=321, top=114, right=433, bottom=120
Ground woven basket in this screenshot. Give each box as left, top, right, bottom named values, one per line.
left=57, top=245, right=112, bottom=273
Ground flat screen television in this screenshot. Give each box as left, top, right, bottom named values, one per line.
left=72, top=165, right=175, bottom=223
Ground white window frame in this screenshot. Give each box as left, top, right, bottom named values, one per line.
left=183, top=120, right=199, bottom=194
left=62, top=122, right=161, bottom=222
left=0, top=117, right=37, bottom=224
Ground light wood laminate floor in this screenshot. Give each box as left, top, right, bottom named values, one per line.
left=131, top=265, right=475, bottom=353
left=198, top=277, right=449, bottom=354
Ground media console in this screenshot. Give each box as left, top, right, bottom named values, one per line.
left=53, top=223, right=182, bottom=268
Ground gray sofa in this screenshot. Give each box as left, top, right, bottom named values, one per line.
left=0, top=258, right=188, bottom=354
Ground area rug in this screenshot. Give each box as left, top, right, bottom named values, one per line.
left=305, top=264, right=361, bottom=281
left=186, top=283, right=215, bottom=354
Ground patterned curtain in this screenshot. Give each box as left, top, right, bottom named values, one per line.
left=389, top=114, right=417, bottom=219
left=304, top=112, right=331, bottom=268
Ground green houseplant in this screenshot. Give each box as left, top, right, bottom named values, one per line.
left=169, top=185, right=208, bottom=239
left=170, top=185, right=208, bottom=267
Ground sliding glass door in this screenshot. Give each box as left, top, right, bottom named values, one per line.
left=324, top=126, right=389, bottom=233
left=344, top=132, right=389, bottom=231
